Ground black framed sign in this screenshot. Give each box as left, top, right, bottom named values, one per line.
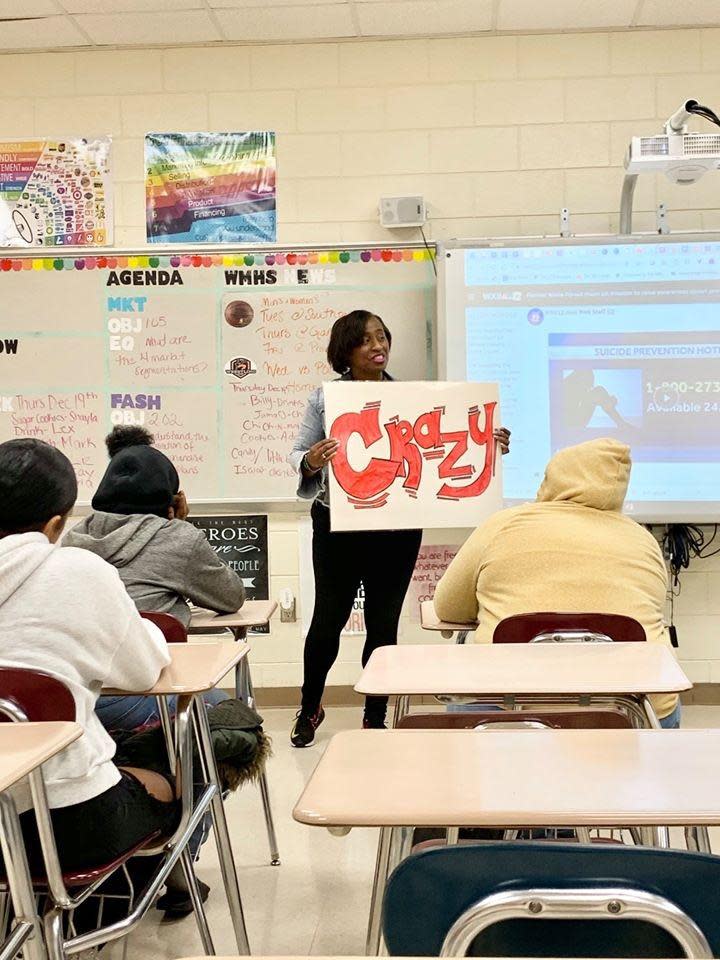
left=190, top=514, right=270, bottom=634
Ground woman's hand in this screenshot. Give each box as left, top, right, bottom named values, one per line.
left=304, top=438, right=339, bottom=473
left=170, top=490, right=189, bottom=520
left=494, top=427, right=511, bottom=455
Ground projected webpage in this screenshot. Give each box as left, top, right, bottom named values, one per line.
left=447, top=240, right=720, bottom=521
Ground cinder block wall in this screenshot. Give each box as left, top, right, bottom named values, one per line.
left=3, top=28, right=718, bottom=690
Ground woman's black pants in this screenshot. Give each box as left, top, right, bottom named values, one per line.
left=301, top=500, right=422, bottom=719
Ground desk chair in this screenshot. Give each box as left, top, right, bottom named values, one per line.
left=448, top=611, right=648, bottom=727
left=414, top=610, right=655, bottom=848
left=383, top=842, right=720, bottom=958
left=493, top=612, right=646, bottom=645
left=140, top=610, right=278, bottom=867
left=0, top=667, right=214, bottom=960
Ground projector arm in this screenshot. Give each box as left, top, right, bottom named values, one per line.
left=619, top=173, right=638, bottom=235
left=665, top=99, right=698, bottom=134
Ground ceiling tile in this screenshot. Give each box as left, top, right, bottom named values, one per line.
left=0, top=15, right=89, bottom=49
left=498, top=0, right=637, bottom=30
left=0, top=0, right=58, bottom=16
left=357, top=0, right=493, bottom=36
left=638, top=0, right=720, bottom=26
left=215, top=4, right=356, bottom=41
left=75, top=9, right=220, bottom=44
left=60, top=0, right=199, bottom=10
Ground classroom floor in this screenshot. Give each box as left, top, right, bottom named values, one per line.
left=108, top=703, right=720, bottom=960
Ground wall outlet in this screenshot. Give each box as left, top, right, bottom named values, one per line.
left=279, top=587, right=296, bottom=623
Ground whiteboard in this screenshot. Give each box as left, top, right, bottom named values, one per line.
left=0, top=246, right=435, bottom=503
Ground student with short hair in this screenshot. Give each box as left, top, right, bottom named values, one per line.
left=64, top=426, right=245, bottom=731
left=0, top=438, right=177, bottom=874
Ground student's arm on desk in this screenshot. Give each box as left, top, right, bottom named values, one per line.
left=182, top=528, right=245, bottom=614
left=433, top=511, right=508, bottom=624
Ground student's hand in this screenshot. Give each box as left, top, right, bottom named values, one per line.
left=494, top=427, right=511, bottom=455
left=172, top=490, right=189, bottom=520
left=305, top=438, right=339, bottom=472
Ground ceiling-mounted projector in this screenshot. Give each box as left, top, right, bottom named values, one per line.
left=624, top=99, right=720, bottom=184
left=625, top=133, right=720, bottom=184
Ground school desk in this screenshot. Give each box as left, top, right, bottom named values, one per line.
left=189, top=599, right=278, bottom=703
left=188, top=600, right=280, bottom=865
left=0, top=722, right=81, bottom=960
left=355, top=641, right=691, bottom=728
left=294, top=727, right=720, bottom=955
left=420, top=599, right=477, bottom=642
left=105, top=641, right=252, bottom=953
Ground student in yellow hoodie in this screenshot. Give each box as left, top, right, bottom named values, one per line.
left=433, top=437, right=678, bottom=727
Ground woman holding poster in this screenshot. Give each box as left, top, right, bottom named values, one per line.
left=288, top=310, right=510, bottom=747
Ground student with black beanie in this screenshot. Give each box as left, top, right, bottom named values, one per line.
left=64, top=425, right=245, bottom=731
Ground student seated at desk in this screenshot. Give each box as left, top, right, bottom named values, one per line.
left=64, top=426, right=244, bottom=731
left=434, top=438, right=679, bottom=728
left=0, top=438, right=178, bottom=876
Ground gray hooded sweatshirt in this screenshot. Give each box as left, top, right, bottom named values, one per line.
left=63, top=512, right=245, bottom=627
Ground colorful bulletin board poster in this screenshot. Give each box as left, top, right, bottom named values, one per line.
left=0, top=247, right=434, bottom=504
left=0, top=138, right=112, bottom=248
left=324, top=381, right=503, bottom=531
left=145, top=132, right=276, bottom=244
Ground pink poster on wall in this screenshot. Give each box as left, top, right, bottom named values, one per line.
left=405, top=544, right=460, bottom=621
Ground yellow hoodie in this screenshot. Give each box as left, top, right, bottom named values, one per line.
left=433, top=438, right=675, bottom=718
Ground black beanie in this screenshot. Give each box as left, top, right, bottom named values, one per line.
left=92, top=445, right=179, bottom=517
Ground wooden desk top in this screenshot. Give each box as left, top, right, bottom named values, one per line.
left=0, top=722, right=81, bottom=794
left=105, top=641, right=249, bottom=696
left=355, top=642, right=691, bottom=697
left=420, top=599, right=477, bottom=632
left=189, top=599, right=278, bottom=631
left=293, top=728, right=720, bottom=828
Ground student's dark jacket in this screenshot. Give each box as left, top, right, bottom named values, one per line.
left=63, top=512, right=245, bottom=626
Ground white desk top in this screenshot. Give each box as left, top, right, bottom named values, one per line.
left=0, top=722, right=81, bottom=793
left=420, top=599, right=477, bottom=632
left=189, top=599, right=278, bottom=631
left=104, top=641, right=249, bottom=696
left=355, top=642, right=691, bottom=696
left=293, top=728, right=720, bottom=828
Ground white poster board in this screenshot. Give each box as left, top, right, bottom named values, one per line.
left=324, top=381, right=503, bottom=531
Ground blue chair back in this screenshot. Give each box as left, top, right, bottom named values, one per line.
left=383, top=842, right=720, bottom=957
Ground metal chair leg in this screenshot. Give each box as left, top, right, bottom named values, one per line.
left=193, top=699, right=251, bottom=955
left=237, top=655, right=281, bottom=867
left=258, top=770, right=281, bottom=866
left=639, top=826, right=670, bottom=848
left=686, top=826, right=711, bottom=853
left=366, top=826, right=392, bottom=956
left=179, top=848, right=215, bottom=955
left=0, top=794, right=46, bottom=960
left=43, top=909, right=65, bottom=960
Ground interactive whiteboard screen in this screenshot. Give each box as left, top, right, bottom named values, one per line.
left=442, top=236, right=720, bottom=523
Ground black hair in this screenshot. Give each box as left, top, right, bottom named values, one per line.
left=0, top=439, right=78, bottom=537
left=326, top=310, right=392, bottom=374
left=105, top=424, right=154, bottom=458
